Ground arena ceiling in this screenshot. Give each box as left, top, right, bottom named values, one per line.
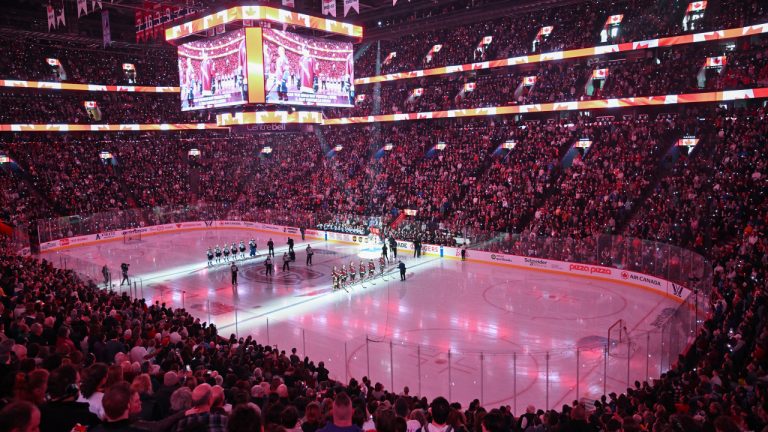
left=1, top=0, right=583, bottom=45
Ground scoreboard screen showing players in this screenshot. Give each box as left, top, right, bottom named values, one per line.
left=262, top=28, right=354, bottom=107
left=178, top=29, right=249, bottom=111
left=177, top=27, right=354, bottom=110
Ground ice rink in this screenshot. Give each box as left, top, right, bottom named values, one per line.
left=43, top=228, right=688, bottom=410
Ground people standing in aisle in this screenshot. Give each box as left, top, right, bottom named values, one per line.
left=265, top=256, right=273, bottom=276
left=231, top=262, right=238, bottom=285
left=282, top=252, right=291, bottom=271
left=287, top=237, right=294, bottom=253
left=306, top=245, right=314, bottom=265
left=382, top=243, right=389, bottom=263
left=389, top=237, right=397, bottom=259
left=102, top=265, right=110, bottom=288
left=398, top=260, right=406, bottom=281
left=268, top=238, right=275, bottom=257
left=120, top=263, right=130, bottom=286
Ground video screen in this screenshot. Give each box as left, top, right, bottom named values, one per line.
left=178, top=29, right=249, bottom=111
left=262, top=28, right=354, bottom=107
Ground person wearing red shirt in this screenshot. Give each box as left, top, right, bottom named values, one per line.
left=299, top=45, right=318, bottom=94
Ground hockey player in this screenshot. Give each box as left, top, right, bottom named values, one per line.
left=359, top=261, right=366, bottom=282
left=249, top=239, right=257, bottom=257
left=332, top=266, right=339, bottom=290
left=215, top=245, right=222, bottom=264
left=230, top=243, right=238, bottom=261
left=239, top=241, right=246, bottom=259
left=368, top=259, right=375, bottom=278
left=207, top=247, right=214, bottom=267
left=340, top=264, right=348, bottom=287
left=349, top=260, right=356, bottom=283
left=379, top=255, right=386, bottom=276
left=223, top=244, right=230, bottom=261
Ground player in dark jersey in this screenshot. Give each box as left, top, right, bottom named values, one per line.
left=340, top=264, right=348, bottom=288
left=379, top=256, right=386, bottom=276
left=230, top=243, right=238, bottom=261
left=215, top=245, right=222, bottom=264
left=239, top=241, right=246, bottom=259
left=332, top=266, right=339, bottom=290
left=348, top=260, right=356, bottom=283
left=207, top=247, right=214, bottom=267
left=249, top=239, right=257, bottom=257
left=223, top=245, right=230, bottom=261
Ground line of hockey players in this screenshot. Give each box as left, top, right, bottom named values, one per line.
left=332, top=256, right=387, bottom=290
left=206, top=240, right=259, bottom=266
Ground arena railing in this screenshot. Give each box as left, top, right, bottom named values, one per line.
left=30, top=205, right=709, bottom=409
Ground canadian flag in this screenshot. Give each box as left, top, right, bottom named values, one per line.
left=480, top=36, right=493, bottom=46
left=355, top=94, right=366, bottom=102
left=464, top=82, right=476, bottom=92
left=429, top=44, right=443, bottom=54
left=122, top=63, right=135, bottom=71
left=538, top=26, right=553, bottom=37
left=412, top=88, right=424, bottom=97
left=84, top=101, right=98, bottom=108
left=383, top=51, right=397, bottom=64
left=523, top=76, right=537, bottom=86
left=677, top=138, right=699, bottom=146
left=705, top=56, right=726, bottom=67
left=605, top=14, right=623, bottom=25
left=46, top=58, right=60, bottom=67
left=687, top=1, right=707, bottom=12
left=592, top=68, right=609, bottom=79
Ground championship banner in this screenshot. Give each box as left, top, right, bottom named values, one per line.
left=77, top=0, right=88, bottom=18
left=687, top=1, right=706, bottom=12
left=605, top=14, right=623, bottom=25
left=56, top=0, right=66, bottom=28
left=282, top=0, right=294, bottom=7
left=322, top=0, right=336, bottom=17
left=47, top=4, right=55, bottom=30
left=705, top=56, right=726, bottom=67
left=102, top=10, right=111, bottom=47
left=344, top=0, right=359, bottom=17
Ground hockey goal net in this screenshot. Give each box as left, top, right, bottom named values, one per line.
left=123, top=231, right=142, bottom=244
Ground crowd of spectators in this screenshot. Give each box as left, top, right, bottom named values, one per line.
left=2, top=106, right=768, bottom=432
left=354, top=0, right=767, bottom=77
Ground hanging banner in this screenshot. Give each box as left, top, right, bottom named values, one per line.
left=77, top=0, right=88, bottom=17
left=344, top=0, right=359, bottom=16
left=47, top=4, right=56, bottom=31
left=282, top=0, right=294, bottom=7
left=102, top=10, right=111, bottom=46
left=322, top=0, right=336, bottom=17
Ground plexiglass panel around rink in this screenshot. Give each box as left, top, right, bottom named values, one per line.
left=25, top=205, right=710, bottom=407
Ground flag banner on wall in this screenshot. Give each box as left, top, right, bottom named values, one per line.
left=344, top=0, right=359, bottom=16
left=322, top=0, right=336, bottom=17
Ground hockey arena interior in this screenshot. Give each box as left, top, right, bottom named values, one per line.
left=0, top=0, right=766, bottom=431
